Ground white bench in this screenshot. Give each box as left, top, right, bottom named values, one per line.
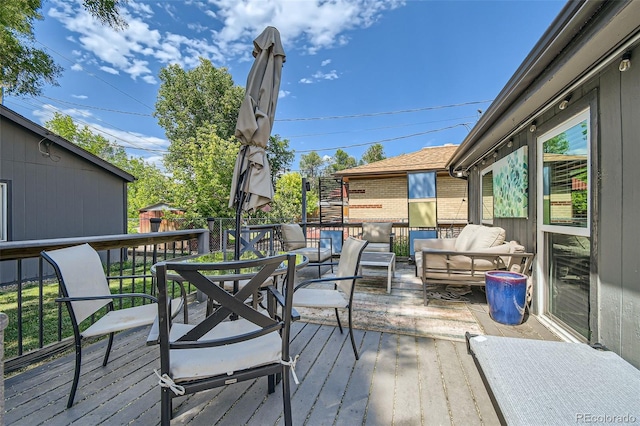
left=466, top=333, right=640, bottom=425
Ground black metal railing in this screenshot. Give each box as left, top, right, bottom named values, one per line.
left=0, top=230, right=208, bottom=372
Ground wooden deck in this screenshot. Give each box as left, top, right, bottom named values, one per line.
left=4, top=262, right=559, bottom=425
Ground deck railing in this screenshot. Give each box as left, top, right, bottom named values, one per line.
left=0, top=230, right=208, bottom=372
left=0, top=220, right=465, bottom=375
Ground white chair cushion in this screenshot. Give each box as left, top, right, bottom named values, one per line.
left=290, top=246, right=332, bottom=263
left=293, top=288, right=348, bottom=308
left=281, top=224, right=306, bottom=250
left=168, top=320, right=282, bottom=382
left=363, top=242, right=390, bottom=252
left=82, top=299, right=181, bottom=338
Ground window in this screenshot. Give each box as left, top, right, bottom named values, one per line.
left=540, top=110, right=590, bottom=233
left=0, top=182, right=7, bottom=242
left=481, top=168, right=493, bottom=224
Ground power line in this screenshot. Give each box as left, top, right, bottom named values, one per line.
left=277, top=100, right=493, bottom=121
left=34, top=39, right=154, bottom=111
left=295, top=123, right=471, bottom=153
left=286, top=115, right=478, bottom=139
left=39, top=95, right=152, bottom=116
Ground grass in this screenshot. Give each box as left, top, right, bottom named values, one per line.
left=0, top=257, right=186, bottom=361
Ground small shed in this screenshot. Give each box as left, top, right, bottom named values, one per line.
left=138, top=203, right=185, bottom=233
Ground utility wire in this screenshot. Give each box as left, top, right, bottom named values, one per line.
left=277, top=100, right=492, bottom=121
left=295, top=123, right=471, bottom=153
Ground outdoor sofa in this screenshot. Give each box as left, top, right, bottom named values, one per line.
left=414, top=224, right=534, bottom=305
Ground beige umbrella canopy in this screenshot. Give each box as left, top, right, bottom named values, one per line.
left=229, top=26, right=286, bottom=214
left=229, top=26, right=285, bottom=259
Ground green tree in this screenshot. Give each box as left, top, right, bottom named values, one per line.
left=1, top=0, right=124, bottom=98
left=327, top=149, right=357, bottom=174
left=543, top=134, right=569, bottom=154
left=45, top=113, right=170, bottom=218
left=360, top=143, right=386, bottom=165
left=269, top=172, right=318, bottom=221
left=299, top=151, right=325, bottom=179
left=154, top=59, right=244, bottom=171
left=167, top=124, right=240, bottom=218
left=267, top=134, right=295, bottom=186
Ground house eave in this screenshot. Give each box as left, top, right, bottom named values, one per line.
left=447, top=0, right=640, bottom=172
left=1, top=105, right=135, bottom=182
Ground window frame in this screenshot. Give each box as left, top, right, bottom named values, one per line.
left=480, top=166, right=494, bottom=225
left=537, top=108, right=591, bottom=237
left=0, top=181, right=8, bottom=242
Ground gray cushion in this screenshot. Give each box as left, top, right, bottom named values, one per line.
left=281, top=224, right=306, bottom=250
left=362, top=222, right=392, bottom=243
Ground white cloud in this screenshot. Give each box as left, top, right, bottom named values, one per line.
left=100, top=66, right=120, bottom=75
left=321, top=59, right=332, bottom=66
left=299, top=78, right=313, bottom=84
left=312, top=70, right=338, bottom=80
left=71, top=94, right=88, bottom=99
left=279, top=90, right=290, bottom=98
left=71, top=63, right=83, bottom=71
left=47, top=0, right=404, bottom=81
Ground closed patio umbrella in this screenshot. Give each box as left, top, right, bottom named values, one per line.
left=229, top=26, right=286, bottom=258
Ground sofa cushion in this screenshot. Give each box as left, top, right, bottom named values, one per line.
left=281, top=224, right=306, bottom=251
left=454, top=225, right=505, bottom=252
left=362, top=222, right=393, bottom=243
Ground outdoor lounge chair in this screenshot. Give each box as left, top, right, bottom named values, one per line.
left=360, top=222, right=394, bottom=252
left=41, top=243, right=182, bottom=408
left=280, top=223, right=333, bottom=276
left=153, top=253, right=298, bottom=426
left=293, top=237, right=368, bottom=359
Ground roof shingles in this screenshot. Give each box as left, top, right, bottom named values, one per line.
left=334, top=144, right=459, bottom=177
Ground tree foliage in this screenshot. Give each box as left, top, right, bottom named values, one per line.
left=269, top=172, right=318, bottom=222
left=0, top=0, right=124, bottom=98
left=360, top=143, right=386, bottom=165
left=44, top=113, right=170, bottom=218
left=327, top=149, right=357, bottom=174
left=299, top=151, right=325, bottom=179
left=154, top=59, right=244, bottom=171
left=267, top=134, right=295, bottom=186
left=167, top=124, right=240, bottom=219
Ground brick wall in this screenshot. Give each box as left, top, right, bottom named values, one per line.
left=436, top=174, right=468, bottom=223
left=347, top=177, right=408, bottom=219
left=346, top=173, right=468, bottom=223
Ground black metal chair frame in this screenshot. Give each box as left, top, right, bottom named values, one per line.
left=155, top=254, right=297, bottom=426
left=42, top=247, right=160, bottom=409
left=293, top=238, right=368, bottom=359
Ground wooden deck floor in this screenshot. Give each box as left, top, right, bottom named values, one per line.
left=4, top=263, right=560, bottom=425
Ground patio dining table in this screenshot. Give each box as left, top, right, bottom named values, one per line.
left=151, top=251, right=308, bottom=320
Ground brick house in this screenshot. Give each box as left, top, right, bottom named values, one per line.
left=333, top=144, right=468, bottom=227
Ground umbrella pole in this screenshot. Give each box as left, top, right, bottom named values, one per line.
left=234, top=146, right=249, bottom=260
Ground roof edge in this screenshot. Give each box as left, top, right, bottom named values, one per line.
left=1, top=105, right=135, bottom=182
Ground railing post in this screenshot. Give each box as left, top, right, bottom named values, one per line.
left=0, top=312, right=8, bottom=426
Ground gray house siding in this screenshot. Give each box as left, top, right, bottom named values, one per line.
left=448, top=1, right=640, bottom=368
left=0, top=107, right=133, bottom=282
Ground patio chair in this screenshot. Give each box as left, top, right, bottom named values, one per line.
left=41, top=243, right=183, bottom=408
left=153, top=253, right=298, bottom=426
left=360, top=222, right=394, bottom=252
left=293, top=237, right=368, bottom=359
left=280, top=223, right=333, bottom=276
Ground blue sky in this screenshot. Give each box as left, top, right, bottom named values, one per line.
left=5, top=0, right=566, bottom=171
